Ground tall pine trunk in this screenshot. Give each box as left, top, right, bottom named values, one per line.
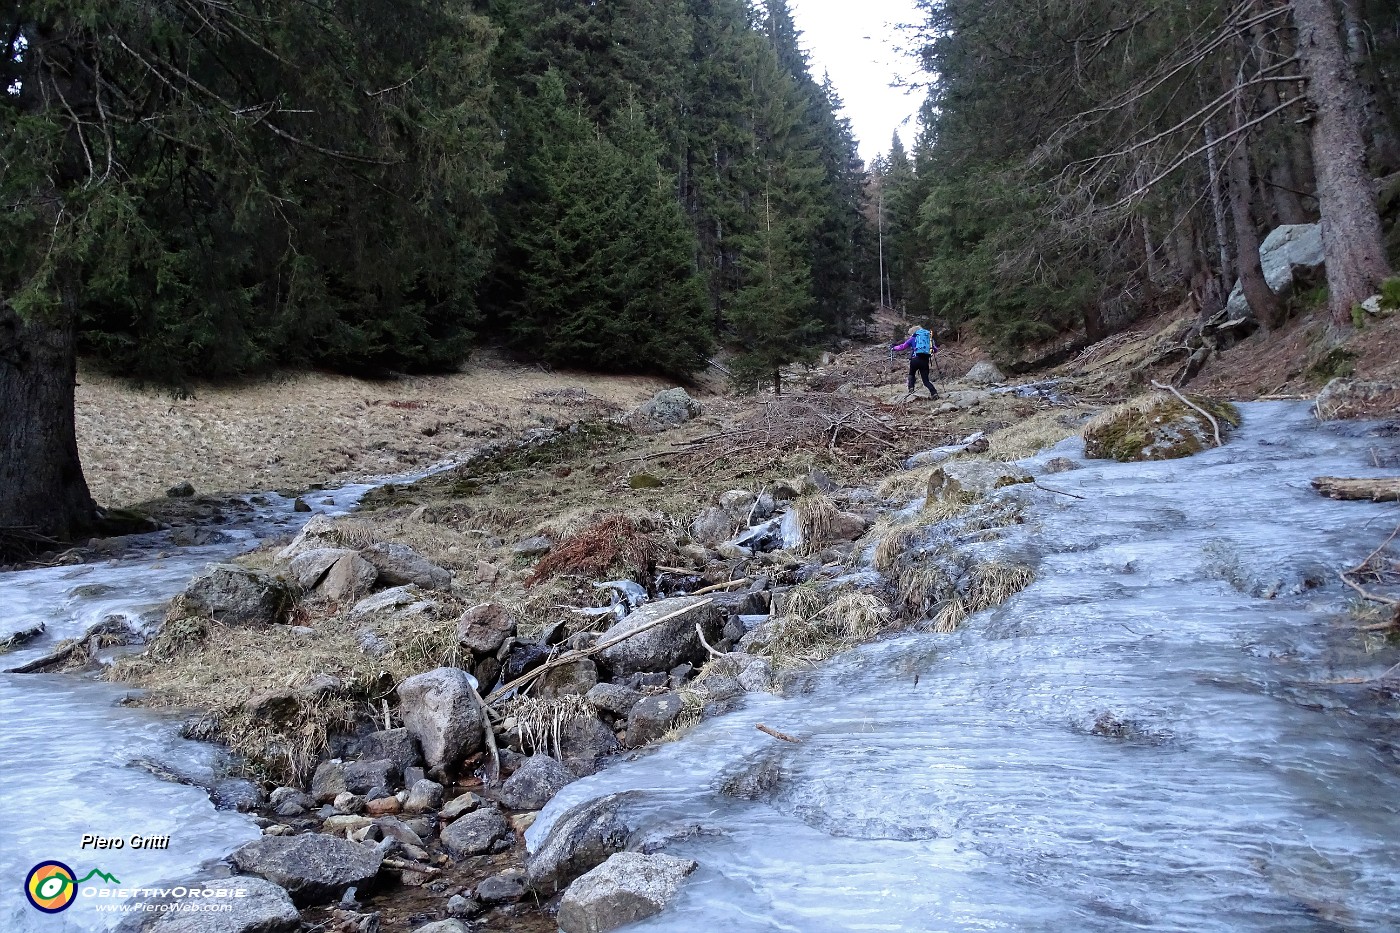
left=1226, top=87, right=1285, bottom=329
left=1292, top=0, right=1392, bottom=324
left=0, top=299, right=97, bottom=553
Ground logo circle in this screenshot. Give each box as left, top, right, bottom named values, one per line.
left=25, top=861, right=77, bottom=913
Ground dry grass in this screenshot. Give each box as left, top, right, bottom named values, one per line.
left=501, top=695, right=591, bottom=759
left=76, top=351, right=671, bottom=507
left=988, top=408, right=1091, bottom=461
left=109, top=599, right=463, bottom=783
left=877, top=465, right=940, bottom=501
left=757, top=585, right=896, bottom=670
left=794, top=491, right=839, bottom=555
left=931, top=562, right=1035, bottom=633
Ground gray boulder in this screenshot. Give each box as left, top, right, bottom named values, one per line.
left=1225, top=223, right=1324, bottom=318
left=358, top=728, right=421, bottom=777
left=625, top=693, right=684, bottom=747
left=310, top=761, right=348, bottom=804
left=927, top=460, right=1031, bottom=502
left=584, top=683, right=643, bottom=718
left=475, top=868, right=527, bottom=904
left=557, top=852, right=698, bottom=933
left=343, top=759, right=396, bottom=795
left=276, top=513, right=339, bottom=561
left=404, top=778, right=445, bottom=814
left=211, top=779, right=264, bottom=812
left=320, top=552, right=379, bottom=602
left=397, top=668, right=483, bottom=773
left=114, top=875, right=298, bottom=933
left=623, top=388, right=702, bottom=433
left=537, top=659, right=599, bottom=699
left=456, top=603, right=516, bottom=655
left=597, top=596, right=724, bottom=676
left=512, top=535, right=553, bottom=558
left=361, top=542, right=451, bottom=591
left=526, top=792, right=637, bottom=893
left=289, top=548, right=359, bottom=591
left=560, top=714, right=622, bottom=775
left=690, top=506, right=735, bottom=547
left=441, top=806, right=510, bottom=858
left=350, top=584, right=437, bottom=620
left=500, top=754, right=577, bottom=810
left=964, top=361, right=1005, bottom=385
left=175, top=564, right=288, bottom=627
left=1315, top=378, right=1400, bottom=421
left=412, top=922, right=471, bottom=933
left=229, top=834, right=382, bottom=906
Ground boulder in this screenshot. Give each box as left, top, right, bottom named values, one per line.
left=211, top=779, right=264, bottom=812
left=404, top=778, right=445, bottom=814
left=689, top=506, right=734, bottom=547
left=526, top=792, right=637, bottom=893
left=174, top=564, right=288, bottom=627
left=622, top=388, right=702, bottom=433
left=320, top=553, right=378, bottom=602
left=927, top=460, right=1033, bottom=502
left=411, top=922, right=471, bottom=933
left=1224, top=223, right=1324, bottom=318
left=556, top=852, right=698, bottom=933
left=625, top=693, right=684, bottom=747
left=165, top=481, right=196, bottom=499
left=442, top=793, right=484, bottom=820
left=114, top=875, right=298, bottom=933
left=964, top=361, right=1005, bottom=385
left=456, top=604, right=516, bottom=655
left=1042, top=457, right=1081, bottom=474
left=1315, top=378, right=1400, bottom=421
left=717, top=490, right=756, bottom=521
left=441, top=806, right=510, bottom=858
left=288, top=548, right=358, bottom=591
left=475, top=869, right=527, bottom=905
left=397, top=668, right=484, bottom=773
left=737, top=657, right=773, bottom=693
left=596, top=596, right=725, bottom=676
left=560, top=714, right=622, bottom=775
left=357, top=728, right=421, bottom=777
left=350, top=584, right=437, bottom=620
left=512, top=535, right=554, bottom=558
left=1083, top=393, right=1241, bottom=462
left=361, top=542, right=452, bottom=591
left=229, top=834, right=382, bottom=906
left=310, top=761, right=348, bottom=804
left=340, top=759, right=394, bottom=795
left=276, top=513, right=340, bottom=560
left=825, top=511, right=868, bottom=543
left=584, top=683, right=643, bottom=718
left=501, top=755, right=577, bottom=811
left=904, top=432, right=988, bottom=469
left=537, top=659, right=599, bottom=699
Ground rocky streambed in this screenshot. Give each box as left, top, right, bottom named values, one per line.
left=4, top=397, right=1398, bottom=933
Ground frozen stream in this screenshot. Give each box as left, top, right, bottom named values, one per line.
left=530, top=402, right=1400, bottom=932
left=0, top=478, right=405, bottom=932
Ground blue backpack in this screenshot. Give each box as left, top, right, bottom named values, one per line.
left=913, top=329, right=933, bottom=355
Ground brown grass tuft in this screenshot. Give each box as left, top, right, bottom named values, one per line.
left=526, top=514, right=665, bottom=586
left=758, top=585, right=896, bottom=669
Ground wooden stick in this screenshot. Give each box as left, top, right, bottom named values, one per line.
left=1035, top=482, right=1086, bottom=500
left=756, top=723, right=801, bottom=743
left=691, top=578, right=750, bottom=596
left=1151, top=380, right=1221, bottom=446
left=383, top=858, right=440, bottom=874
left=467, top=683, right=501, bottom=786
left=483, top=599, right=713, bottom=704
left=696, top=622, right=722, bottom=659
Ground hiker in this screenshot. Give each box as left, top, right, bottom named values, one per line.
left=892, top=325, right=939, bottom=398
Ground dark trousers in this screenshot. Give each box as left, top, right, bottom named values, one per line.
left=908, top=353, right=936, bottom=396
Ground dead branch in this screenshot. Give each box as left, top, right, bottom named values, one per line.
left=696, top=622, right=722, bottom=659
left=691, top=578, right=750, bottom=596
left=756, top=723, right=801, bottom=743
left=1152, top=380, right=1222, bottom=446
left=467, top=683, right=501, bottom=786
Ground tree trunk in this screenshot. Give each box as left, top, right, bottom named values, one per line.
left=1203, top=118, right=1235, bottom=285
left=0, top=301, right=98, bottom=555
left=1226, top=92, right=1285, bottom=329
left=1292, top=0, right=1392, bottom=324
left=1339, top=0, right=1400, bottom=172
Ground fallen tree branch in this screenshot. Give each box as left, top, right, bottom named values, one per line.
left=755, top=723, right=800, bottom=743
left=1035, top=482, right=1086, bottom=500
left=1311, top=477, right=1400, bottom=503
left=696, top=622, right=722, bottom=659
left=467, top=683, right=501, bottom=786
left=691, top=578, right=750, bottom=596
left=484, top=599, right=714, bottom=705
left=1152, top=380, right=1221, bottom=446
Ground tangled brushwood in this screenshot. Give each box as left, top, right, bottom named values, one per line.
left=502, top=695, right=591, bottom=758
left=671, top=393, right=949, bottom=471
left=526, top=514, right=665, bottom=586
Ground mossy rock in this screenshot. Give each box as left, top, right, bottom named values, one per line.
left=1082, top=393, right=1241, bottom=462
left=628, top=472, right=665, bottom=489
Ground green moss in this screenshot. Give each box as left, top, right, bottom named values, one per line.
left=1381, top=276, right=1400, bottom=311
left=628, top=472, right=665, bottom=489
left=1083, top=395, right=1241, bottom=462
left=1304, top=348, right=1356, bottom=386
